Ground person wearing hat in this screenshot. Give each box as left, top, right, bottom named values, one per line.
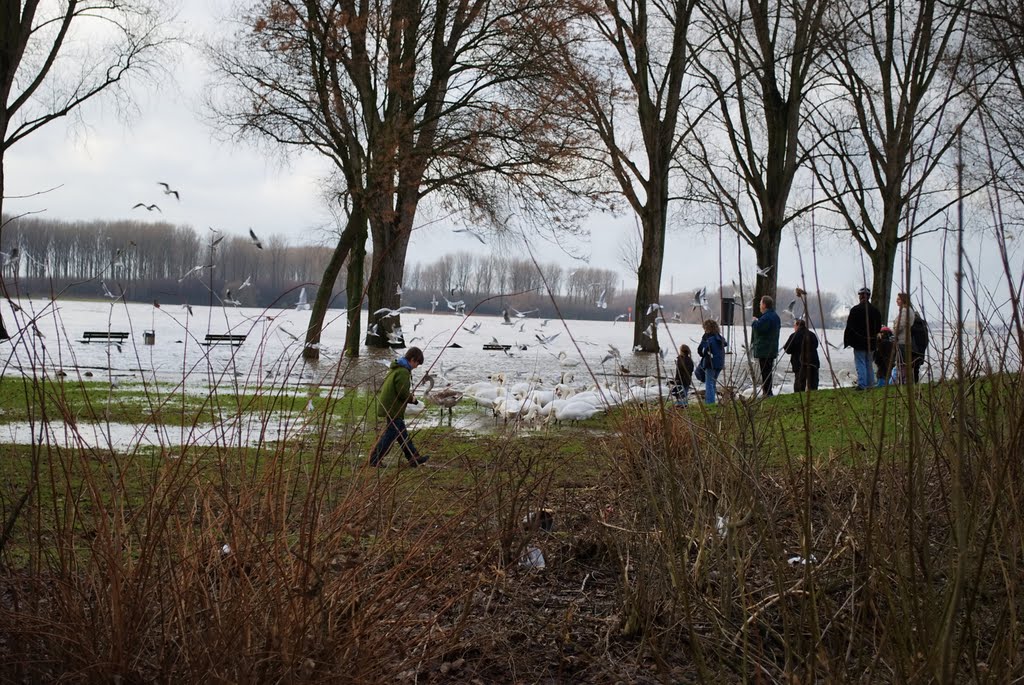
left=843, top=287, right=882, bottom=389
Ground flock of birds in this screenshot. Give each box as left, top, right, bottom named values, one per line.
left=408, top=369, right=663, bottom=426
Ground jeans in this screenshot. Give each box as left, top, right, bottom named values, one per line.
left=705, top=368, right=721, bottom=404
left=757, top=357, right=775, bottom=396
left=854, top=349, right=875, bottom=389
left=369, top=417, right=420, bottom=466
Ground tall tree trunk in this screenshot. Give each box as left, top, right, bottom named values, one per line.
left=365, top=219, right=413, bottom=349
left=302, top=209, right=364, bottom=360
left=343, top=229, right=367, bottom=356
left=870, top=234, right=900, bottom=323
left=751, top=223, right=782, bottom=310
left=632, top=206, right=667, bottom=352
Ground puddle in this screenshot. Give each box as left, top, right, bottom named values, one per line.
left=0, top=413, right=324, bottom=451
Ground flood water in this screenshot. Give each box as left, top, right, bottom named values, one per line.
left=2, top=297, right=865, bottom=389
left=1, top=297, right=1013, bottom=448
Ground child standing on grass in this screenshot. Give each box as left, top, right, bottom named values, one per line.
left=368, top=347, right=430, bottom=468
left=671, top=344, right=694, bottom=407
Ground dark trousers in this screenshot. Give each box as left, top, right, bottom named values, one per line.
left=757, top=357, right=774, bottom=397
left=794, top=365, right=819, bottom=392
left=369, top=417, right=420, bottom=466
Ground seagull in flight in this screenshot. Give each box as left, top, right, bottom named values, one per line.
left=614, top=313, right=627, bottom=324
left=223, top=289, right=242, bottom=307
left=453, top=228, right=486, bottom=244
left=387, top=327, right=404, bottom=345
left=445, top=297, right=465, bottom=313
left=248, top=228, right=264, bottom=249
left=412, top=317, right=424, bottom=331
left=511, top=307, right=537, bottom=318
left=646, top=303, right=663, bottom=317
left=502, top=308, right=514, bottom=325
left=238, top=276, right=252, bottom=290
left=756, top=264, right=772, bottom=278
left=430, top=294, right=439, bottom=313
left=535, top=332, right=560, bottom=346
left=178, top=263, right=215, bottom=282
left=101, top=281, right=121, bottom=300
left=132, top=203, right=160, bottom=212
left=374, top=306, right=416, bottom=319
left=782, top=299, right=798, bottom=319
left=463, top=322, right=481, bottom=334
left=642, top=323, right=655, bottom=339
left=157, top=182, right=180, bottom=200
left=692, top=287, right=709, bottom=312
left=0, top=247, right=19, bottom=265
left=596, top=288, right=608, bottom=309
left=396, top=284, right=403, bottom=296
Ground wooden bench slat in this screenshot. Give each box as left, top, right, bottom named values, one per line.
left=202, top=333, right=246, bottom=346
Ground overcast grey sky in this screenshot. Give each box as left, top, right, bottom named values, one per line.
left=6, top=0, right=1019, bottom=318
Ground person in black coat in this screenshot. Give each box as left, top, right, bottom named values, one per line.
left=843, top=287, right=882, bottom=389
left=783, top=319, right=820, bottom=392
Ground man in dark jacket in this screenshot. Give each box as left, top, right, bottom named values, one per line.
left=783, top=319, right=820, bottom=391
left=843, top=287, right=882, bottom=390
left=368, top=347, right=430, bottom=467
left=751, top=295, right=781, bottom=397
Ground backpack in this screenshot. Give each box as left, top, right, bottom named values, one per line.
left=910, top=316, right=929, bottom=356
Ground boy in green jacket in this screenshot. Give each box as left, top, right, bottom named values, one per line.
left=369, top=347, right=430, bottom=467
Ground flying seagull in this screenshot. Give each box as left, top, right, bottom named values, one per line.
left=249, top=228, right=264, bottom=249
left=373, top=306, right=416, bottom=319
left=463, top=322, right=482, bottom=334
left=692, top=287, right=709, bottom=312
left=430, top=294, right=439, bottom=313
left=535, top=332, right=560, bottom=346
left=646, top=302, right=663, bottom=316
left=238, top=275, right=252, bottom=290
left=596, top=288, right=608, bottom=309
left=157, top=182, right=180, bottom=200
left=132, top=203, right=160, bottom=212
left=224, top=289, right=242, bottom=307
left=756, top=264, right=772, bottom=278
left=453, top=228, right=486, bottom=244
left=178, top=264, right=215, bottom=282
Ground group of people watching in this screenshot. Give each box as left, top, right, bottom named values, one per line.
left=844, top=288, right=926, bottom=389
left=672, top=287, right=926, bottom=405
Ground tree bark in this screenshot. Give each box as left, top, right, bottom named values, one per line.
left=870, top=236, right=899, bottom=323
left=632, top=207, right=667, bottom=352
left=302, top=209, right=365, bottom=360
left=343, top=227, right=367, bottom=356
left=751, top=221, right=783, bottom=309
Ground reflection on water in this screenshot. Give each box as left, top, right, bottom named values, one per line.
left=0, top=413, right=321, bottom=450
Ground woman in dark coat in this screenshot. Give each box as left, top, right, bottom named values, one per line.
left=782, top=319, right=820, bottom=391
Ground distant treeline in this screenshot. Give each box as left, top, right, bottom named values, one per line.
left=0, top=216, right=842, bottom=325
left=1, top=216, right=339, bottom=308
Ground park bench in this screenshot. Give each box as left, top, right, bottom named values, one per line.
left=79, top=331, right=130, bottom=344
left=203, top=333, right=246, bottom=346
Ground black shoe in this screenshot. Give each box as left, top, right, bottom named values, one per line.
left=408, top=455, right=429, bottom=467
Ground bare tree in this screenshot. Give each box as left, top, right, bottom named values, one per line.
left=0, top=0, right=171, bottom=337
left=685, top=0, right=830, bottom=310
left=209, top=0, right=597, bottom=357
left=809, top=0, right=977, bottom=319
left=555, top=0, right=702, bottom=351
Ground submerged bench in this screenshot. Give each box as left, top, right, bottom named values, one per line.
left=203, top=333, right=246, bottom=346
left=79, top=331, right=130, bottom=344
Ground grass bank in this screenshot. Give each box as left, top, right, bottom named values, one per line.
left=1, top=352, right=1023, bottom=681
